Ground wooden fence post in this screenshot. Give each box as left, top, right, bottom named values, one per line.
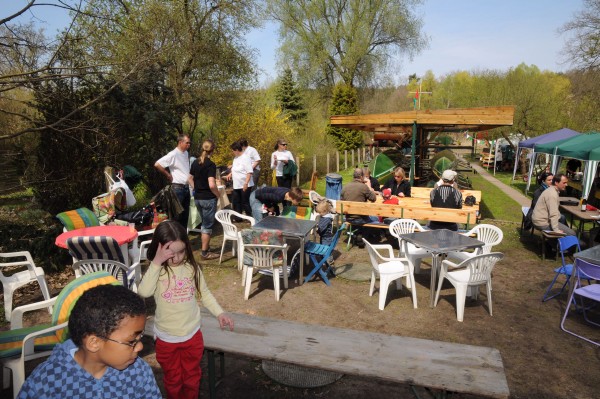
left=326, top=153, right=330, bottom=174
left=296, top=158, right=300, bottom=186
left=313, top=154, right=317, bottom=173
left=351, top=149, right=354, bottom=167
left=344, top=150, right=348, bottom=170
left=336, top=151, right=340, bottom=172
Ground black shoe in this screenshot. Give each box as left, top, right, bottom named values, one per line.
left=355, top=234, right=365, bottom=248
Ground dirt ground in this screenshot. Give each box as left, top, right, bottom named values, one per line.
left=2, top=221, right=600, bottom=399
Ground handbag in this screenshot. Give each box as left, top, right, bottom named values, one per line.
left=188, top=197, right=202, bottom=230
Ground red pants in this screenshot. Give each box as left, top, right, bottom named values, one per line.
left=155, top=330, right=205, bottom=399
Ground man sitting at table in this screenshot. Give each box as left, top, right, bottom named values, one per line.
left=341, top=168, right=377, bottom=247
left=531, top=173, right=577, bottom=237
left=429, top=170, right=462, bottom=231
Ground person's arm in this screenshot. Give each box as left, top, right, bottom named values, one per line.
left=404, top=181, right=412, bottom=197
left=137, top=262, right=162, bottom=298
left=548, top=194, right=561, bottom=231
left=197, top=269, right=233, bottom=330
left=154, top=162, right=173, bottom=183
left=208, top=176, right=220, bottom=198
left=243, top=172, right=252, bottom=191
left=271, top=152, right=277, bottom=169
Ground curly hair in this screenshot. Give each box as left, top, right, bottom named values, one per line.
left=69, top=284, right=146, bottom=347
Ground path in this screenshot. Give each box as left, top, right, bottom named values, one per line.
left=470, top=163, right=530, bottom=207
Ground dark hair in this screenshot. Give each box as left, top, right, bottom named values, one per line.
left=288, top=187, right=304, bottom=203
left=69, top=285, right=146, bottom=347
left=147, top=220, right=202, bottom=292
left=538, top=171, right=553, bottom=185
left=230, top=141, right=244, bottom=152
left=553, top=173, right=567, bottom=185
left=239, top=139, right=249, bottom=147
left=274, top=138, right=286, bottom=151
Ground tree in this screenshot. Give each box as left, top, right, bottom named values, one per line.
left=275, top=68, right=307, bottom=121
left=560, top=0, right=600, bottom=70
left=326, top=84, right=362, bottom=150
left=267, top=0, right=427, bottom=88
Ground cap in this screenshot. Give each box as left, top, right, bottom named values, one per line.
left=382, top=188, right=392, bottom=199
left=441, top=170, right=457, bottom=182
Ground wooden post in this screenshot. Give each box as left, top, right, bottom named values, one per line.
left=336, top=151, right=340, bottom=172
left=363, top=147, right=366, bottom=162
left=344, top=150, right=348, bottom=170
left=351, top=149, right=355, bottom=167
left=313, top=154, right=317, bottom=173
left=296, top=158, right=300, bottom=186
left=357, top=148, right=361, bottom=165
left=326, top=153, right=330, bottom=174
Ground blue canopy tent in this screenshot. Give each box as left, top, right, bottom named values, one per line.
left=510, top=128, right=580, bottom=193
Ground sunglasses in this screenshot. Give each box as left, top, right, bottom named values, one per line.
left=281, top=143, right=288, bottom=146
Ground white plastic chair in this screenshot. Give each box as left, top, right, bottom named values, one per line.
left=0, top=251, right=52, bottom=323
left=434, top=252, right=504, bottom=322
left=72, top=259, right=136, bottom=291
left=127, top=229, right=154, bottom=284
left=242, top=244, right=288, bottom=301
left=215, top=210, right=255, bottom=265
left=446, top=224, right=503, bottom=264
left=363, top=239, right=417, bottom=311
left=388, top=219, right=430, bottom=274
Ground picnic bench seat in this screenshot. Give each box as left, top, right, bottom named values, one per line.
left=145, top=310, right=509, bottom=398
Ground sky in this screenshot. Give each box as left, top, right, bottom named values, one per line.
left=7, top=0, right=586, bottom=85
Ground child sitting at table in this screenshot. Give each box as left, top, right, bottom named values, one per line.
left=316, top=200, right=336, bottom=265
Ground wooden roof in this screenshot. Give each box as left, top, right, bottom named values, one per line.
left=329, top=106, right=515, bottom=134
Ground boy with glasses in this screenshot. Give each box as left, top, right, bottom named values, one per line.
left=18, top=285, right=161, bottom=398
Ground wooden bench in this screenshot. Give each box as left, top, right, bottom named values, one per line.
left=335, top=200, right=479, bottom=229
left=411, top=187, right=482, bottom=203
left=170, top=310, right=510, bottom=398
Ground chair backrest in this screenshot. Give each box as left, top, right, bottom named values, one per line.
left=321, top=223, right=347, bottom=257
left=72, top=260, right=131, bottom=289
left=0, top=251, right=40, bottom=281
left=56, top=208, right=100, bottom=231
left=574, top=259, right=600, bottom=282
left=66, top=235, right=125, bottom=263
left=469, top=224, right=503, bottom=254
left=460, top=252, right=504, bottom=284
left=216, top=209, right=255, bottom=238
left=388, top=219, right=425, bottom=238
left=0, top=271, right=119, bottom=358
left=242, top=245, right=286, bottom=269
left=240, top=229, right=284, bottom=266
left=363, top=239, right=385, bottom=273
left=558, top=236, right=581, bottom=266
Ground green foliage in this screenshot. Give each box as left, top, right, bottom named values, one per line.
left=267, top=0, right=427, bottom=87
left=211, top=97, right=295, bottom=185
left=275, top=68, right=307, bottom=121
left=326, top=84, right=363, bottom=150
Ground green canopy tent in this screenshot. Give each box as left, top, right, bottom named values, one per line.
left=536, top=132, right=600, bottom=200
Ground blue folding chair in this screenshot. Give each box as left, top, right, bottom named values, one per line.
left=303, top=224, right=347, bottom=286
left=542, top=236, right=581, bottom=302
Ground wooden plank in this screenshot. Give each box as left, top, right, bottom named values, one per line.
left=189, top=310, right=510, bottom=398
left=335, top=200, right=477, bottom=224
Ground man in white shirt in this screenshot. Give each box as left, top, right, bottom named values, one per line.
left=241, top=139, right=261, bottom=188
left=155, top=134, right=192, bottom=226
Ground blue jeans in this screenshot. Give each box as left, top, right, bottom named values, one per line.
left=195, top=198, right=217, bottom=234
left=249, top=190, right=264, bottom=222
left=172, top=185, right=190, bottom=227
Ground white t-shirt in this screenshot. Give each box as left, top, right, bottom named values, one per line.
left=270, top=150, right=294, bottom=177
left=244, top=146, right=261, bottom=171
left=232, top=153, right=255, bottom=189
left=156, top=148, right=190, bottom=185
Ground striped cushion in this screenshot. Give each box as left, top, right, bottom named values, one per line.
left=56, top=208, right=100, bottom=231
left=66, top=236, right=125, bottom=264
left=282, top=206, right=313, bottom=220
left=0, top=271, right=120, bottom=359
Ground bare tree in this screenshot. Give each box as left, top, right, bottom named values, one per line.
left=560, top=0, right=600, bottom=70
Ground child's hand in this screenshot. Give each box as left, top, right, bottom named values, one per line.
left=153, top=241, right=175, bottom=265
left=218, top=313, right=234, bottom=331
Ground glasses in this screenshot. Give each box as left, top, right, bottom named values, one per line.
left=101, top=333, right=144, bottom=348
left=281, top=143, right=288, bottom=146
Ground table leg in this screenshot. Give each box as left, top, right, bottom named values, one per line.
left=430, top=253, right=442, bottom=308
left=299, top=235, right=306, bottom=285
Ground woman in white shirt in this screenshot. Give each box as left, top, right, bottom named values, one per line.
left=270, top=138, right=294, bottom=188
left=230, top=141, right=254, bottom=216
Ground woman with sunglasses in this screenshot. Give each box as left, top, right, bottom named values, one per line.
left=382, top=166, right=411, bottom=197
left=270, top=138, right=295, bottom=188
